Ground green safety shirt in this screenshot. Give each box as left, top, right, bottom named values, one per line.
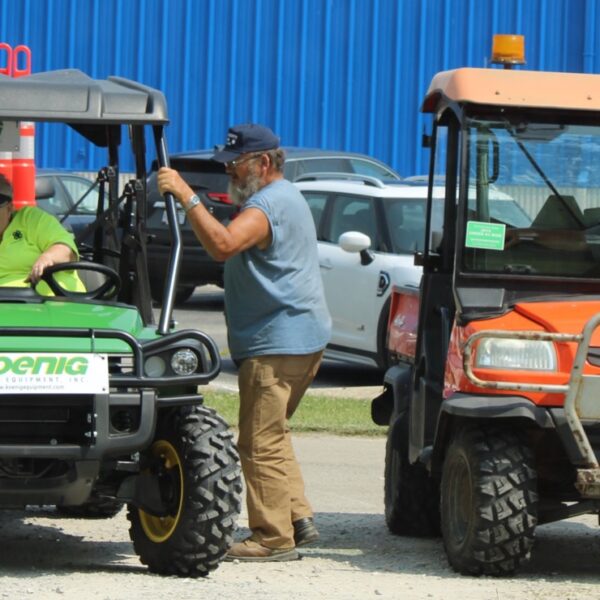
left=0, top=206, right=84, bottom=295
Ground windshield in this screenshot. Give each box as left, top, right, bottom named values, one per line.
left=462, top=116, right=600, bottom=279
left=384, top=194, right=529, bottom=255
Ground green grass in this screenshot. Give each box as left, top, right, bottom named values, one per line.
left=202, top=390, right=385, bottom=436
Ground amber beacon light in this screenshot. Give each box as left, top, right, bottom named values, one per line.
left=491, top=34, right=525, bottom=68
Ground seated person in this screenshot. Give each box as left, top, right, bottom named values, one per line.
left=0, top=174, right=84, bottom=295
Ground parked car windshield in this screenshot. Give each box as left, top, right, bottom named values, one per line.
left=462, top=115, right=600, bottom=279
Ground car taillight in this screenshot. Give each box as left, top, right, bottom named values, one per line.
left=207, top=192, right=232, bottom=205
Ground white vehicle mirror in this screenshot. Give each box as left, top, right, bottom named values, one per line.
left=339, top=231, right=371, bottom=253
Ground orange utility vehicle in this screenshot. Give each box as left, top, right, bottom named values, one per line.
left=372, top=35, right=600, bottom=575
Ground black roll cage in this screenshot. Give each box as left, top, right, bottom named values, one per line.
left=0, top=70, right=182, bottom=334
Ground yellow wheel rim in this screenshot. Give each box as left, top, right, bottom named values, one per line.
left=139, top=439, right=184, bottom=543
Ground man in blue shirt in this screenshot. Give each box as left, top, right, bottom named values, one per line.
left=158, top=124, right=331, bottom=562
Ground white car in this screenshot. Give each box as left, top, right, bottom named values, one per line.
left=295, top=175, right=530, bottom=370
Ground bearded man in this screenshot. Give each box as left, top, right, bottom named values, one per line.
left=157, top=123, right=331, bottom=562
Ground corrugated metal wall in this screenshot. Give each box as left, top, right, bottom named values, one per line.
left=1, top=0, right=599, bottom=176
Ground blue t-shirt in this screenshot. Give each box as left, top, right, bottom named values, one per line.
left=224, top=178, right=331, bottom=360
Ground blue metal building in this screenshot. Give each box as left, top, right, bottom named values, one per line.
left=0, top=0, right=599, bottom=176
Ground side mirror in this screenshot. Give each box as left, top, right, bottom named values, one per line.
left=338, top=231, right=371, bottom=253
left=35, top=176, right=55, bottom=199
left=338, top=231, right=374, bottom=266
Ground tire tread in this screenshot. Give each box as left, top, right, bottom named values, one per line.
left=441, top=425, right=538, bottom=576
left=384, top=416, right=440, bottom=536
left=127, top=405, right=242, bottom=577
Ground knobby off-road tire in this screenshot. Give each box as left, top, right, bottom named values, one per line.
left=384, top=416, right=440, bottom=536
left=127, top=405, right=242, bottom=577
left=441, top=424, right=538, bottom=576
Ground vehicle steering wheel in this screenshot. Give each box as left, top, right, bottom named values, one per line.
left=41, top=261, right=121, bottom=300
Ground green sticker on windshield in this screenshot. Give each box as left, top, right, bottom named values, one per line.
left=465, top=221, right=506, bottom=250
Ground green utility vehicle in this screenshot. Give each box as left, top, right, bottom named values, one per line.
left=0, top=70, right=241, bottom=577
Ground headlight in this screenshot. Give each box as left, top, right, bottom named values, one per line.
left=144, top=355, right=166, bottom=377
left=170, top=348, right=199, bottom=375
left=475, top=338, right=557, bottom=371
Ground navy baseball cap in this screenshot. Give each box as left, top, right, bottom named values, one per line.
left=212, top=123, right=280, bottom=163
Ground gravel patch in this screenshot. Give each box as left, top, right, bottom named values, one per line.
left=0, top=435, right=599, bottom=599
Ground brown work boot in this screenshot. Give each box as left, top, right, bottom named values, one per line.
left=226, top=538, right=299, bottom=562
left=293, top=517, right=320, bottom=547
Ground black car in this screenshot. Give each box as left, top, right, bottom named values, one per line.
left=146, top=148, right=401, bottom=303
left=146, top=153, right=230, bottom=303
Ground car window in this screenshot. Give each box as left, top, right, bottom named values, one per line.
left=294, top=157, right=352, bottom=178
left=385, top=193, right=529, bottom=256
left=61, top=176, right=98, bottom=214
left=487, top=199, right=531, bottom=228
left=289, top=156, right=399, bottom=181
left=35, top=176, right=71, bottom=216
left=327, top=195, right=377, bottom=246
left=170, top=158, right=229, bottom=194
left=384, top=198, right=428, bottom=253
left=349, top=158, right=398, bottom=180
left=301, top=192, right=328, bottom=234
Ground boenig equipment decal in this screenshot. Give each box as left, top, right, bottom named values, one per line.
left=0, top=353, right=109, bottom=394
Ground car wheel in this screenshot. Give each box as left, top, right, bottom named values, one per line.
left=127, top=405, right=241, bottom=577
left=441, top=424, right=537, bottom=576
left=384, top=415, right=440, bottom=536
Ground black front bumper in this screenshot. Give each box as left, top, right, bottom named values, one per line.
left=0, top=325, right=220, bottom=467
left=0, top=389, right=157, bottom=461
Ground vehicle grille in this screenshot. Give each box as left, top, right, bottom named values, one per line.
left=0, top=395, right=94, bottom=445
left=108, top=354, right=135, bottom=375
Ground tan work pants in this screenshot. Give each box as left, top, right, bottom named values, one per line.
left=237, top=351, right=323, bottom=549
